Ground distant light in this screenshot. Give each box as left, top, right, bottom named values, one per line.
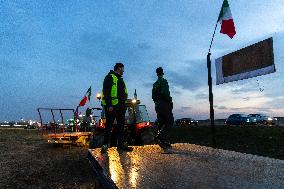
left=96, top=93, right=102, bottom=100
left=132, top=99, right=137, bottom=104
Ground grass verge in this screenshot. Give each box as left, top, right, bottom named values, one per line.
left=169, top=125, right=284, bottom=160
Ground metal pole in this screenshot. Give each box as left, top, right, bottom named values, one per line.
left=207, top=20, right=218, bottom=148
left=37, top=108, right=44, bottom=135
left=207, top=53, right=216, bottom=148
left=59, top=109, right=64, bottom=132
left=51, top=109, right=56, bottom=134
left=74, top=106, right=79, bottom=132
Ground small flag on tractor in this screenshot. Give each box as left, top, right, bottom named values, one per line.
left=79, top=86, right=91, bottom=107
left=217, top=0, right=236, bottom=38
left=74, top=106, right=79, bottom=118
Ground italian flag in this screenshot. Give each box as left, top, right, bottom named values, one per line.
left=217, top=0, right=236, bottom=39
left=79, top=86, right=91, bottom=107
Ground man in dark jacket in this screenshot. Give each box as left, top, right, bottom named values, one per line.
left=152, top=67, right=174, bottom=150
left=101, top=63, right=133, bottom=153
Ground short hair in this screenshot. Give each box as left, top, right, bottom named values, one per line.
left=156, top=67, right=164, bottom=76
left=114, top=63, right=124, bottom=71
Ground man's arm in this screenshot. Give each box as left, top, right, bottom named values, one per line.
left=152, top=81, right=160, bottom=103
left=103, top=75, right=113, bottom=107
left=160, top=79, right=172, bottom=102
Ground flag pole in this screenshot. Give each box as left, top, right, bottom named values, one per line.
left=207, top=20, right=218, bottom=148
left=209, top=21, right=218, bottom=54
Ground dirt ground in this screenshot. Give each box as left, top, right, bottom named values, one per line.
left=0, top=128, right=102, bottom=189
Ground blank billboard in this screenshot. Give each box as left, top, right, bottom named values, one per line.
left=215, top=37, right=275, bottom=85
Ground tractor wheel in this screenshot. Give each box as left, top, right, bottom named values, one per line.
left=92, top=131, right=104, bottom=148
left=140, top=128, right=156, bottom=145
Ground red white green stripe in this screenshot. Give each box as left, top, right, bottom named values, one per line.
left=217, top=0, right=236, bottom=38
left=79, top=86, right=91, bottom=107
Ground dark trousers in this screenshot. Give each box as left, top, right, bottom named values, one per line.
left=103, top=107, right=126, bottom=147
left=155, top=100, right=174, bottom=143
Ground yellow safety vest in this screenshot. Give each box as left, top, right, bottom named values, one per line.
left=102, top=74, right=128, bottom=106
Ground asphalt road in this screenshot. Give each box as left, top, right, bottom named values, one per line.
left=89, top=143, right=284, bottom=189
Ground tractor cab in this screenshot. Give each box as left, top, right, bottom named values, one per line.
left=93, top=97, right=153, bottom=147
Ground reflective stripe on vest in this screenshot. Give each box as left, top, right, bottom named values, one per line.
left=102, top=74, right=128, bottom=106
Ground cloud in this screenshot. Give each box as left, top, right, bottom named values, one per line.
left=175, top=106, right=192, bottom=113
left=230, top=106, right=273, bottom=113
left=168, top=60, right=207, bottom=91
left=265, top=96, right=284, bottom=109
left=230, top=86, right=257, bottom=94
left=195, top=93, right=207, bottom=100
left=72, top=32, right=155, bottom=64
left=171, top=88, right=182, bottom=95
left=243, top=97, right=250, bottom=101
left=214, top=105, right=227, bottom=110
left=142, top=82, right=153, bottom=88
left=137, top=43, right=152, bottom=50
left=180, top=106, right=191, bottom=111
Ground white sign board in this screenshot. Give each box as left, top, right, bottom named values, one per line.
left=216, top=37, right=275, bottom=85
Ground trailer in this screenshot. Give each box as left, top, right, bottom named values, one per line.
left=37, top=108, right=94, bottom=146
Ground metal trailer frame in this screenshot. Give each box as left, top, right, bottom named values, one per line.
left=37, top=107, right=92, bottom=146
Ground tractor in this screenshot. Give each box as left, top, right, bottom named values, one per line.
left=92, top=96, right=155, bottom=147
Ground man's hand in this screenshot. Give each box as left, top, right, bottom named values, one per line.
left=107, top=106, right=114, bottom=112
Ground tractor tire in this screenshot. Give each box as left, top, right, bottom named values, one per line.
left=92, top=131, right=104, bottom=148
left=140, top=128, right=156, bottom=145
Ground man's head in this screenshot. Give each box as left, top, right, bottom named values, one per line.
left=114, top=62, right=124, bottom=76
left=156, top=67, right=164, bottom=76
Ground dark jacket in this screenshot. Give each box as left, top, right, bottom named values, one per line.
left=152, top=76, right=172, bottom=104
left=103, top=70, right=127, bottom=108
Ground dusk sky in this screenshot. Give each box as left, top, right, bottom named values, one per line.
left=1, top=0, right=284, bottom=122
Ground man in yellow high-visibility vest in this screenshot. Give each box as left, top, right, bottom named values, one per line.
left=101, top=63, right=133, bottom=153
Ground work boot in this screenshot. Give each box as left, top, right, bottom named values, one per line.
left=163, top=141, right=172, bottom=148
left=117, top=143, right=133, bottom=152
left=157, top=139, right=172, bottom=150
left=162, top=147, right=174, bottom=154
left=101, top=144, right=108, bottom=153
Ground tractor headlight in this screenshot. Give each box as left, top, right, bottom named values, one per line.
left=132, top=99, right=137, bottom=104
